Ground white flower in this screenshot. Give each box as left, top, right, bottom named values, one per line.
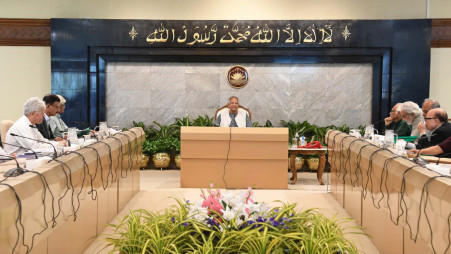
left=221, top=208, right=236, bottom=221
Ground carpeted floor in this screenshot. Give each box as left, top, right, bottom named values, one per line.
left=83, top=169, right=380, bottom=254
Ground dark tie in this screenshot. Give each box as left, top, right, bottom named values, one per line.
left=229, top=114, right=238, bottom=127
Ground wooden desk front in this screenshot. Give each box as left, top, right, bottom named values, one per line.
left=181, top=127, right=288, bottom=189
left=0, top=128, right=144, bottom=254
left=327, top=130, right=451, bottom=254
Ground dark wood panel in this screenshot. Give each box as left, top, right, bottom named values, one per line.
left=432, top=19, right=451, bottom=48
left=0, top=19, right=50, bottom=46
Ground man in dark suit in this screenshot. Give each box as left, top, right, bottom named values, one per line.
left=417, top=108, right=451, bottom=149
left=36, top=94, right=63, bottom=141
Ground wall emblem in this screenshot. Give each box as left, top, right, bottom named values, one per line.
left=227, top=65, right=249, bottom=89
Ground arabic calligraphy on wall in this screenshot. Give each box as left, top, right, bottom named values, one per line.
left=127, top=21, right=352, bottom=47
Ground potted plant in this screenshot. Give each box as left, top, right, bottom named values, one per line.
left=171, top=138, right=181, bottom=168
left=140, top=132, right=152, bottom=169
left=148, top=138, right=174, bottom=169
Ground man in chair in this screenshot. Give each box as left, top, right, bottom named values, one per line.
left=36, top=94, right=63, bottom=141
left=214, top=96, right=252, bottom=127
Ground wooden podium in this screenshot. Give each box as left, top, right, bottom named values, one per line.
left=180, top=126, right=288, bottom=189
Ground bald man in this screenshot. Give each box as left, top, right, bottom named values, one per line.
left=417, top=108, right=451, bottom=149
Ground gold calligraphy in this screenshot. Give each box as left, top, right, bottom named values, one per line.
left=142, top=23, right=336, bottom=46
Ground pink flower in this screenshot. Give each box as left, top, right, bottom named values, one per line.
left=202, top=194, right=224, bottom=214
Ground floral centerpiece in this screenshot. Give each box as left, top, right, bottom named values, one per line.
left=105, top=184, right=361, bottom=253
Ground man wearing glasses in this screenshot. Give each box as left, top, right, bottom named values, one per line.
left=417, top=108, right=451, bottom=149
left=4, top=97, right=51, bottom=154
left=36, top=94, right=63, bottom=141
left=384, top=103, right=411, bottom=136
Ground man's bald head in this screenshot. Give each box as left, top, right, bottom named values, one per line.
left=429, top=108, right=448, bottom=123
left=422, top=99, right=440, bottom=118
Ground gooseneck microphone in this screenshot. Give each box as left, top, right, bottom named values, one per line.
left=436, top=152, right=451, bottom=165
left=0, top=141, right=38, bottom=159
left=0, top=154, right=25, bottom=177
left=10, top=133, right=58, bottom=158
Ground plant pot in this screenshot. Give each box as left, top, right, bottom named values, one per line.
left=174, top=154, right=181, bottom=168
left=307, top=157, right=319, bottom=171
left=288, top=157, right=304, bottom=171
left=140, top=154, right=150, bottom=169
left=152, top=152, right=171, bottom=168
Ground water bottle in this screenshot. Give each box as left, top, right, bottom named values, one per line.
left=300, top=135, right=306, bottom=146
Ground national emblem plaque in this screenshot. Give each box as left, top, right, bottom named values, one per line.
left=227, top=65, right=249, bottom=89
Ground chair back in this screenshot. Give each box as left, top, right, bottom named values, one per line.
left=215, top=104, right=251, bottom=121
left=0, top=120, right=14, bottom=145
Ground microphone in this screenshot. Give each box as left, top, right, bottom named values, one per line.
left=10, top=133, right=58, bottom=158
left=0, top=154, right=25, bottom=177
left=412, top=149, right=429, bottom=166
left=0, top=141, right=38, bottom=159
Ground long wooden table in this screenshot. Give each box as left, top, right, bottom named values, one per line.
left=181, top=126, right=288, bottom=189
left=0, top=128, right=144, bottom=254
left=327, top=130, right=451, bottom=254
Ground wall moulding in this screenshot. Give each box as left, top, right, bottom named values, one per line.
left=431, top=19, right=451, bottom=48
left=0, top=18, right=50, bottom=46
left=0, top=18, right=450, bottom=48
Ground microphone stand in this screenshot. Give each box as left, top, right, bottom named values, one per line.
left=436, top=152, right=451, bottom=165
left=0, top=154, right=25, bottom=177
left=10, top=133, right=58, bottom=158
left=1, top=141, right=38, bottom=159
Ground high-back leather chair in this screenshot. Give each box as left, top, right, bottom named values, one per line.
left=215, top=104, right=251, bottom=121
left=0, top=120, right=14, bottom=146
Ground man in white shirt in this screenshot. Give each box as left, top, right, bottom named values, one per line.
left=214, top=96, right=252, bottom=127
left=5, top=97, right=53, bottom=154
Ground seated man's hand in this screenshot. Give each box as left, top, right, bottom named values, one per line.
left=384, top=117, right=393, bottom=126
left=417, top=122, right=426, bottom=135
left=55, top=137, right=64, bottom=141
left=58, top=140, right=68, bottom=147
left=10, top=153, right=17, bottom=159
left=407, top=149, right=418, bottom=158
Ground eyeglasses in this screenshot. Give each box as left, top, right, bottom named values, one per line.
left=424, top=117, right=437, bottom=121
left=35, top=111, right=45, bottom=115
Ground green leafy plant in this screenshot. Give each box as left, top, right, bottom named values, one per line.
left=171, top=116, right=193, bottom=139
left=193, top=115, right=214, bottom=127
left=149, top=121, right=177, bottom=140
left=147, top=137, right=178, bottom=154
left=142, top=139, right=153, bottom=155
left=133, top=121, right=151, bottom=139
left=104, top=199, right=362, bottom=254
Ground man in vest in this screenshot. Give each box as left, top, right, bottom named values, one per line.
left=215, top=96, right=252, bottom=127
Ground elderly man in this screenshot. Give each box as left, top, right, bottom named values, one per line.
left=418, top=98, right=440, bottom=137
left=5, top=97, right=54, bottom=154
left=49, top=94, right=69, bottom=138
left=416, top=108, right=451, bottom=149
left=420, top=98, right=440, bottom=118
left=384, top=103, right=411, bottom=136
left=399, top=101, right=424, bottom=137
left=36, top=94, right=63, bottom=141
left=214, top=96, right=252, bottom=127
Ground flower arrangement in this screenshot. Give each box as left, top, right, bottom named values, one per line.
left=105, top=184, right=361, bottom=253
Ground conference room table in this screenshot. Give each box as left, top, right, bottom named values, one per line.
left=0, top=128, right=144, bottom=254
left=327, top=130, right=451, bottom=254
